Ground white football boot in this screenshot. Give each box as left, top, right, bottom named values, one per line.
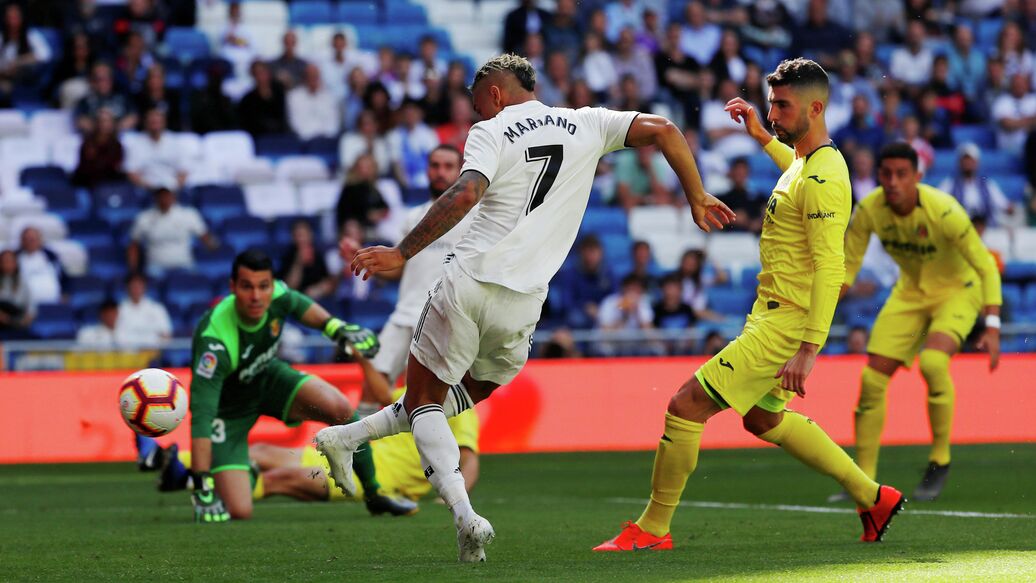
left=313, top=426, right=361, bottom=497
left=456, top=513, right=495, bottom=563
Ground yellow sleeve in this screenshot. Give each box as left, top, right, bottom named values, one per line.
left=449, top=410, right=480, bottom=454
left=843, top=200, right=874, bottom=287
left=944, top=202, right=1003, bottom=306
left=801, top=176, right=851, bottom=345
left=764, top=137, right=795, bottom=173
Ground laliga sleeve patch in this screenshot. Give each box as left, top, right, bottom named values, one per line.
left=196, top=352, right=218, bottom=379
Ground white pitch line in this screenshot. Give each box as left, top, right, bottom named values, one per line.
left=605, top=497, right=1036, bottom=520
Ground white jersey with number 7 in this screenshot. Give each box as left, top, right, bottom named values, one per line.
left=455, top=100, right=639, bottom=298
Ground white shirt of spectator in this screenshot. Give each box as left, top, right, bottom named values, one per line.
left=287, top=83, right=342, bottom=140
left=679, top=23, right=721, bottom=67
left=17, top=250, right=61, bottom=304
left=701, top=99, right=759, bottom=160
left=76, top=324, right=129, bottom=349
left=0, top=29, right=51, bottom=67
left=406, top=58, right=447, bottom=100
left=937, top=175, right=1011, bottom=222
left=116, top=296, right=172, bottom=348
left=992, top=92, right=1036, bottom=154
left=124, top=132, right=185, bottom=190
left=889, top=46, right=934, bottom=86
left=580, top=50, right=618, bottom=93
left=339, top=132, right=392, bottom=176
left=129, top=204, right=208, bottom=271
left=387, top=122, right=440, bottom=188
left=596, top=291, right=654, bottom=329
left=456, top=101, right=638, bottom=297
left=389, top=200, right=477, bottom=327
left=320, top=51, right=377, bottom=98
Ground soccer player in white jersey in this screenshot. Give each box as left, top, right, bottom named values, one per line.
left=340, top=145, right=473, bottom=415
left=316, top=54, right=735, bottom=562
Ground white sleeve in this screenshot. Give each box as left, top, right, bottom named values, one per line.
left=638, top=298, right=654, bottom=326
left=596, top=107, right=639, bottom=155
left=989, top=180, right=1010, bottom=210
left=129, top=213, right=147, bottom=242
left=187, top=208, right=208, bottom=236
left=460, top=122, right=501, bottom=183
left=991, top=97, right=1012, bottom=121
left=154, top=304, right=173, bottom=336
left=596, top=296, right=621, bottom=327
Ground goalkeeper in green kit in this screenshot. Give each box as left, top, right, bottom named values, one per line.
left=188, top=249, right=417, bottom=522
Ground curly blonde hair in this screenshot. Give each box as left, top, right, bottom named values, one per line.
left=472, top=54, right=536, bottom=91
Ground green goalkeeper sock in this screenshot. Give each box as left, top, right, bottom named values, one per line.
left=347, top=412, right=381, bottom=495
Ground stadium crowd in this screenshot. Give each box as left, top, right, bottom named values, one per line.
left=0, top=0, right=1035, bottom=361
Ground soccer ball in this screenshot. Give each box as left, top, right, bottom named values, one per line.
left=118, top=368, right=188, bottom=437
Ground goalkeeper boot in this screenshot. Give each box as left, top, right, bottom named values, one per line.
left=157, top=444, right=190, bottom=492
left=365, top=492, right=419, bottom=517
left=456, top=513, right=495, bottom=563
left=135, top=435, right=164, bottom=471
left=593, top=521, right=673, bottom=552
left=858, top=485, right=905, bottom=542
left=314, top=426, right=360, bottom=497
left=912, top=462, right=950, bottom=502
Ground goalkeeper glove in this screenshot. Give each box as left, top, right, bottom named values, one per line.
left=191, top=472, right=230, bottom=524
left=324, top=318, right=380, bottom=359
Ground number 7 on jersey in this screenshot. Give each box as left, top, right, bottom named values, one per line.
left=525, top=144, right=564, bottom=214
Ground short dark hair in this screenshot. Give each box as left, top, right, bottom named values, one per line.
left=578, top=234, right=601, bottom=250
left=125, top=272, right=147, bottom=287
left=100, top=298, right=118, bottom=311
left=232, top=248, right=274, bottom=280
left=877, top=142, right=919, bottom=170
left=472, top=54, right=536, bottom=92
left=766, top=58, right=829, bottom=95
left=430, top=143, right=462, bottom=162
left=620, top=274, right=643, bottom=289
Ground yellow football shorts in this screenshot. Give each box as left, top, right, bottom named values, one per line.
left=867, top=284, right=982, bottom=365
left=694, top=298, right=809, bottom=416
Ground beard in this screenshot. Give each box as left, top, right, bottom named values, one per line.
left=772, top=114, right=809, bottom=146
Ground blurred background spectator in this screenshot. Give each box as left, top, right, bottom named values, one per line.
left=127, top=188, right=216, bottom=277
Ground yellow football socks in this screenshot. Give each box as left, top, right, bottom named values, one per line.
left=854, top=366, right=890, bottom=479
left=759, top=411, right=880, bottom=507
left=636, top=412, right=704, bottom=537
left=919, top=349, right=954, bottom=466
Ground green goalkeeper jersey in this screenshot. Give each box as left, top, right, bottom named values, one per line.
left=189, top=281, right=313, bottom=438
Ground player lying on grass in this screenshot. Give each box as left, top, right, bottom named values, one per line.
left=184, top=248, right=416, bottom=522
left=596, top=58, right=905, bottom=553
left=828, top=142, right=1001, bottom=504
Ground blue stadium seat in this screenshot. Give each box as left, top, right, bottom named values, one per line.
left=980, top=151, right=1020, bottom=174
left=36, top=184, right=88, bottom=222
left=739, top=265, right=761, bottom=289
left=599, top=233, right=633, bottom=273
left=303, top=136, right=339, bottom=169
left=222, top=216, right=270, bottom=252
left=383, top=2, right=427, bottom=24
left=195, top=185, right=246, bottom=230
left=995, top=175, right=1028, bottom=203
left=950, top=125, right=996, bottom=149
left=929, top=149, right=957, bottom=175
left=1002, top=283, right=1023, bottom=314
left=195, top=246, right=236, bottom=282
left=66, top=276, right=109, bottom=312
left=20, top=165, right=69, bottom=190
left=581, top=207, right=628, bottom=236
left=255, top=134, right=304, bottom=158
left=348, top=298, right=395, bottom=331
left=335, top=2, right=378, bottom=24
left=290, top=1, right=334, bottom=25
left=161, top=57, right=185, bottom=89
left=1003, top=261, right=1036, bottom=282
left=164, top=273, right=217, bottom=312
left=747, top=152, right=782, bottom=181
left=401, top=187, right=427, bottom=205
left=974, top=19, right=1002, bottom=51
left=93, top=182, right=143, bottom=225
left=31, top=304, right=78, bottom=339
left=187, top=57, right=233, bottom=90
left=68, top=219, right=115, bottom=250
left=89, top=246, right=127, bottom=281
left=705, top=287, right=755, bottom=316
left=165, top=28, right=211, bottom=62
left=1023, top=285, right=1036, bottom=312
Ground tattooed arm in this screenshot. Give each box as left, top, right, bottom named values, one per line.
left=350, top=170, right=488, bottom=279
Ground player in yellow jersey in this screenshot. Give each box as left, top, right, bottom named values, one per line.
left=830, top=142, right=1001, bottom=503
left=596, top=59, right=904, bottom=552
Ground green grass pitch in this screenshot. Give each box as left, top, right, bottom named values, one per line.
left=3, top=443, right=1035, bottom=582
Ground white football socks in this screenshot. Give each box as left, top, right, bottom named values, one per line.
left=410, top=404, right=473, bottom=524
left=354, top=383, right=472, bottom=441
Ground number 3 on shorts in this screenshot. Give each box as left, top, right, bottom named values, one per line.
left=211, top=418, right=226, bottom=443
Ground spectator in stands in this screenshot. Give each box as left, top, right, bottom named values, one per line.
left=116, top=272, right=172, bottom=348
left=189, top=59, right=237, bottom=134
left=238, top=60, right=289, bottom=137
left=0, top=3, right=51, bottom=107
left=64, top=0, right=114, bottom=57
left=580, top=33, right=617, bottom=101
left=340, top=109, right=391, bottom=177
left=561, top=235, right=615, bottom=329
left=269, top=31, right=308, bottom=90
left=287, top=64, right=340, bottom=140
left=320, top=32, right=374, bottom=100
left=614, top=143, right=677, bottom=210
left=219, top=1, right=256, bottom=81
left=605, top=0, right=645, bottom=44
left=364, top=82, right=396, bottom=135
left=76, top=298, right=124, bottom=348
left=627, top=240, right=662, bottom=294
left=718, top=157, right=763, bottom=233
left=566, top=78, right=595, bottom=109
left=336, top=153, right=388, bottom=233
left=852, top=0, right=905, bottom=42
left=522, top=32, right=547, bottom=79
left=115, top=30, right=154, bottom=95
left=901, top=115, right=934, bottom=171
left=792, top=0, right=853, bottom=68
left=979, top=55, right=1008, bottom=122
left=537, top=51, right=572, bottom=107
left=655, top=22, right=700, bottom=128
left=503, top=0, right=550, bottom=55
left=542, top=0, right=581, bottom=64
left=436, top=93, right=473, bottom=152
left=16, top=226, right=63, bottom=305
left=903, top=0, right=948, bottom=35
left=939, top=143, right=1016, bottom=228
left=50, top=32, right=94, bottom=109
left=135, top=64, right=181, bottom=131
left=708, top=29, right=747, bottom=85
left=538, top=328, right=582, bottom=359
left=636, top=9, right=664, bottom=56
left=852, top=31, right=886, bottom=85
left=614, top=74, right=649, bottom=113
left=75, top=62, right=137, bottom=134
left=125, top=108, right=186, bottom=190
left=1027, top=132, right=1036, bottom=211
left=876, top=87, right=906, bottom=143
left=0, top=249, right=35, bottom=335
left=443, top=61, right=470, bottom=101
left=128, top=187, right=216, bottom=277
left=846, top=326, right=869, bottom=355
left=850, top=148, right=877, bottom=203
left=915, top=89, right=952, bottom=149
left=114, top=0, right=167, bottom=48
left=701, top=78, right=758, bottom=159
left=996, top=21, right=1034, bottom=80
left=889, top=20, right=933, bottom=98
left=418, top=68, right=451, bottom=126
left=653, top=273, right=695, bottom=330
left=408, top=36, right=447, bottom=101
left=682, top=127, right=728, bottom=194
left=739, top=0, right=793, bottom=53
left=740, top=61, right=767, bottom=109
left=992, top=73, right=1036, bottom=156
left=613, top=28, right=657, bottom=102
left=947, top=23, right=986, bottom=103
left=927, top=55, right=965, bottom=123
left=73, top=108, right=125, bottom=188
left=595, top=275, right=656, bottom=356
left=701, top=329, right=726, bottom=355
left=279, top=220, right=335, bottom=301
left=680, top=1, right=721, bottom=67
left=388, top=99, right=439, bottom=189
left=675, top=249, right=725, bottom=323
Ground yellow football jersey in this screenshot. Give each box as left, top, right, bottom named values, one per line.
left=844, top=184, right=1002, bottom=306
left=757, top=138, right=852, bottom=345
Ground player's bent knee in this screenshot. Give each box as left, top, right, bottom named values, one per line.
left=742, top=410, right=782, bottom=436
left=918, top=349, right=948, bottom=380
left=667, top=377, right=712, bottom=420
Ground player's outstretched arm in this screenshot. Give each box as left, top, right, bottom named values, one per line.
left=625, top=113, right=735, bottom=232
left=724, top=97, right=794, bottom=172
left=298, top=302, right=380, bottom=359
left=949, top=208, right=1003, bottom=371
left=351, top=170, right=487, bottom=280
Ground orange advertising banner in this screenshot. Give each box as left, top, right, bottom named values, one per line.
left=0, top=354, right=1032, bottom=464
